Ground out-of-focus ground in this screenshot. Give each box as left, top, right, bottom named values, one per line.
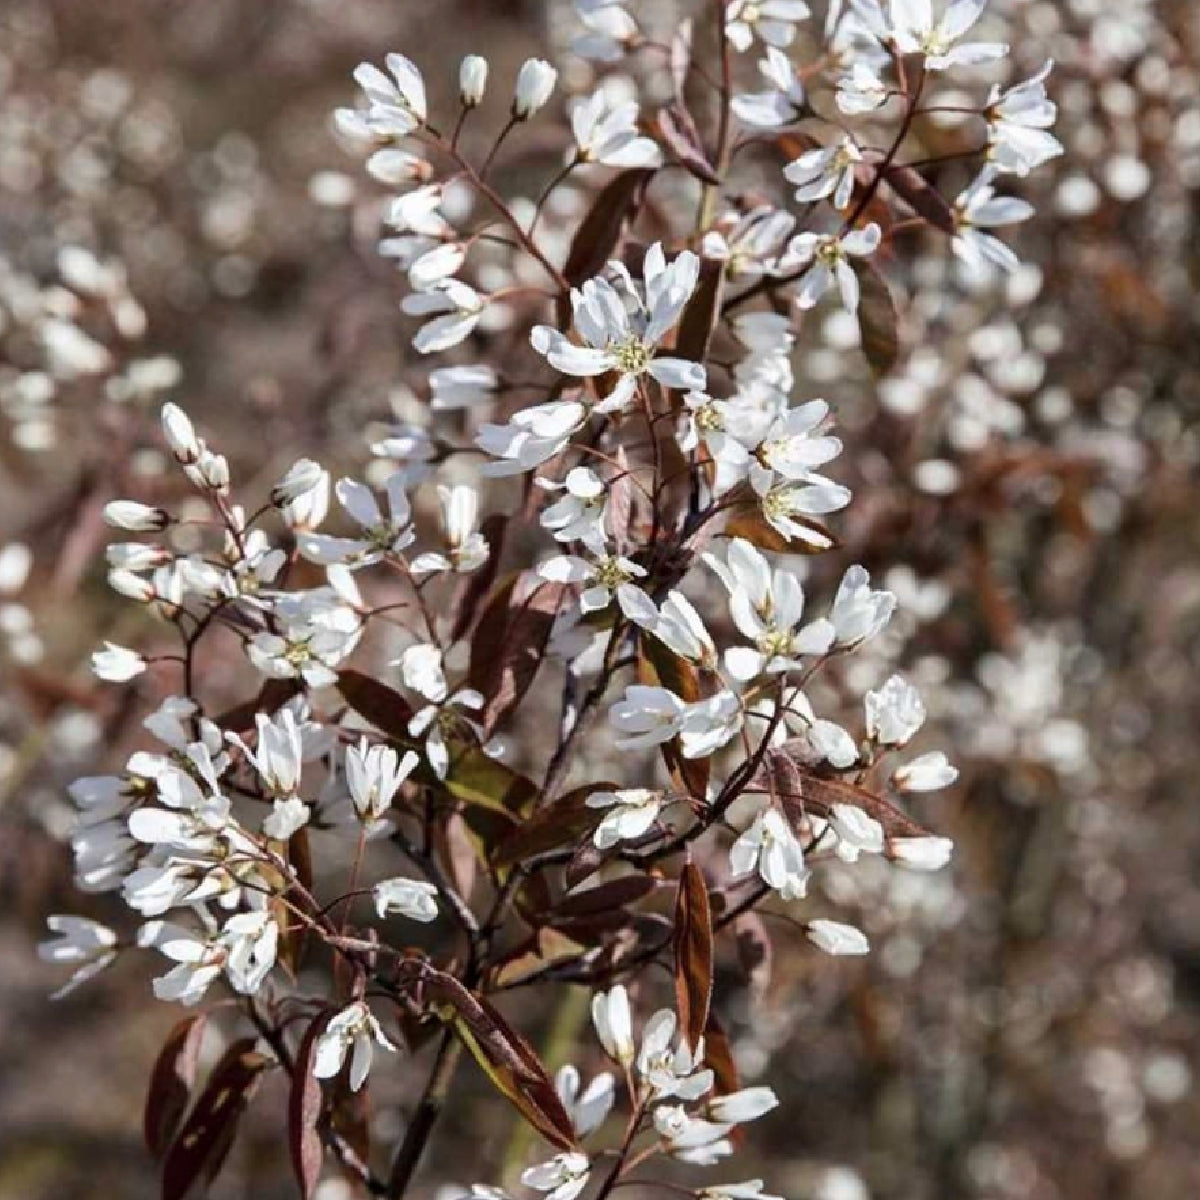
left=2, top=1, right=1200, bottom=1198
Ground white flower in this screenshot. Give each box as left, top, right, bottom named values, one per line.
left=401, top=644, right=486, bottom=779
left=829, top=564, right=896, bottom=646
left=411, top=485, right=490, bottom=575
left=539, top=538, right=647, bottom=613
left=374, top=877, right=439, bottom=922
left=836, top=61, right=890, bottom=115
left=92, top=642, right=146, bottom=682
left=829, top=803, right=885, bottom=862
left=477, top=399, right=587, bottom=477
left=346, top=738, right=419, bottom=822
left=701, top=206, right=796, bottom=279
left=807, top=919, right=870, bottom=955
left=705, top=1085, right=779, bottom=1124
left=571, top=90, right=662, bottom=168
left=272, top=458, right=325, bottom=507
left=104, top=500, right=169, bottom=532
left=785, top=223, right=882, bottom=312
left=403, top=280, right=488, bottom=354
left=555, top=1064, right=615, bottom=1137
left=679, top=691, right=744, bottom=759
left=732, top=47, right=806, bottom=127
left=275, top=460, right=330, bottom=531
left=887, top=0, right=1008, bottom=71
left=312, top=1002, right=397, bottom=1091
left=889, top=835, right=954, bottom=870
left=586, top=788, right=664, bottom=848
left=538, top=467, right=608, bottom=544
left=340, top=54, right=427, bottom=142
left=726, top=0, right=811, bottom=53
left=730, top=809, right=808, bottom=898
left=298, top=473, right=414, bottom=567
left=592, top=984, right=635, bottom=1064
left=459, top=54, right=488, bottom=107
left=752, top=471, right=851, bottom=545
left=654, top=1105, right=733, bottom=1162
left=572, top=0, right=639, bottom=62
left=38, top=915, right=118, bottom=998
left=531, top=243, right=705, bottom=413
left=161, top=402, right=201, bottom=463
left=893, top=750, right=958, bottom=792
left=618, top=587, right=717, bottom=669
left=522, top=1153, right=590, bottom=1200
left=952, top=168, right=1034, bottom=274
left=230, top=709, right=305, bottom=796
left=263, top=796, right=311, bottom=840
left=864, top=674, right=926, bottom=745
left=513, top=58, right=557, bottom=119
left=784, top=137, right=863, bottom=211
left=636, top=1009, right=714, bottom=1099
left=609, top=685, right=685, bottom=751
left=986, top=60, right=1061, bottom=176
left=366, top=148, right=432, bottom=185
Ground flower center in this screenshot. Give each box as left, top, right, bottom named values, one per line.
left=594, top=556, right=636, bottom=589
left=611, top=335, right=652, bottom=376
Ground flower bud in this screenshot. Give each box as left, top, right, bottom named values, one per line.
left=272, top=459, right=326, bottom=507
left=91, top=642, right=147, bottom=682
left=103, top=500, right=170, bottom=532
left=459, top=54, right=488, bottom=108
left=160, top=402, right=200, bottom=463
left=512, top=58, right=556, bottom=120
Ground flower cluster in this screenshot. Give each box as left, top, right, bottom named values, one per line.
left=33, top=4, right=1062, bottom=1198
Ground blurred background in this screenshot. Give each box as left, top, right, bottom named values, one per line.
left=1, top=1, right=1199, bottom=1198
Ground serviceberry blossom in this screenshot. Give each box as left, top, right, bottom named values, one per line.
left=865, top=674, right=926, bottom=745
left=338, top=54, right=427, bottom=143
left=730, top=808, right=809, bottom=898
left=884, top=0, right=1007, bottom=71
left=374, top=876, right=440, bottom=921
left=555, top=1064, right=615, bottom=1137
left=586, top=787, right=664, bottom=848
left=513, top=58, right=558, bottom=119
left=346, top=738, right=419, bottom=823
left=410, top=485, right=489, bottom=575
left=312, top=1002, right=397, bottom=1091
left=572, top=0, right=639, bottom=63
left=37, top=916, right=118, bottom=998
left=786, top=223, right=882, bottom=312
left=952, top=168, right=1034, bottom=274
left=725, top=0, right=812, bottom=53
left=784, top=137, right=863, bottom=211
left=592, top=985, right=635, bottom=1065
left=298, top=474, right=414, bottom=567
left=985, top=60, right=1062, bottom=175
left=571, top=90, right=662, bottom=168
left=531, top=244, right=706, bottom=413
left=732, top=48, right=807, bottom=127
left=521, top=1153, right=590, bottom=1200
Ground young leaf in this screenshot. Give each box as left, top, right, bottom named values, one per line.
left=657, top=103, right=721, bottom=185
left=854, top=260, right=900, bottom=377
left=289, top=1012, right=334, bottom=1200
left=468, top=574, right=569, bottom=736
left=161, top=1038, right=272, bottom=1200
left=674, top=256, right=726, bottom=370
left=335, top=670, right=416, bottom=742
left=674, top=862, right=714, bottom=1049
left=144, top=1014, right=208, bottom=1160
left=491, top=784, right=611, bottom=868
left=562, top=168, right=656, bottom=290
left=885, top=165, right=956, bottom=234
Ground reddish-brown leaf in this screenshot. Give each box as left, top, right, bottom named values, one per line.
left=289, top=1012, right=334, bottom=1200
left=161, top=1038, right=272, bottom=1200
left=703, top=1011, right=742, bottom=1097
left=551, top=874, right=658, bottom=922
left=657, top=103, right=721, bottom=185
left=144, top=1014, right=208, bottom=1160
left=854, top=259, right=900, bottom=377
left=562, top=168, right=656, bottom=290
left=469, top=574, right=569, bottom=736
left=885, top=165, right=956, bottom=234
left=674, top=862, right=714, bottom=1050
left=674, top=257, right=725, bottom=370
left=335, top=670, right=415, bottom=742
left=724, top=505, right=838, bottom=554
left=491, top=784, right=611, bottom=869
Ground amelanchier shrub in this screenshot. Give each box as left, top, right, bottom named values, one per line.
left=39, top=2, right=1061, bottom=1197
